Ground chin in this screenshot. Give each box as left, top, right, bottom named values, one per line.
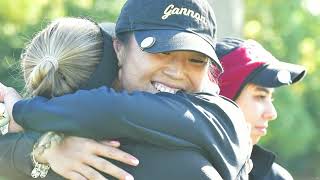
left=251, top=136, right=261, bottom=145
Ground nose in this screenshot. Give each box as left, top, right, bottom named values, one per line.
left=163, top=58, right=185, bottom=80
left=262, top=101, right=277, bottom=121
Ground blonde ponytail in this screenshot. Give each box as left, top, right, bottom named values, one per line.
left=21, top=17, right=103, bottom=98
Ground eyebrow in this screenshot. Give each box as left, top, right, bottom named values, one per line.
left=192, top=53, right=207, bottom=59
left=255, top=87, right=274, bottom=94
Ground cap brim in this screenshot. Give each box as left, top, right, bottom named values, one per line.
left=134, top=29, right=222, bottom=71
left=250, top=61, right=306, bottom=88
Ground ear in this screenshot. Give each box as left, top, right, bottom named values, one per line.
left=113, top=38, right=125, bottom=82
left=113, top=38, right=125, bottom=67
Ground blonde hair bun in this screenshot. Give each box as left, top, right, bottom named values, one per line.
left=21, top=17, right=103, bottom=98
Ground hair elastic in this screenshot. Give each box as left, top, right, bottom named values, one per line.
left=42, top=56, right=59, bottom=71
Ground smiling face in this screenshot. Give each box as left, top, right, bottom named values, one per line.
left=235, top=84, right=277, bottom=144
left=114, top=34, right=211, bottom=93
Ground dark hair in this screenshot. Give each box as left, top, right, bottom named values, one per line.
left=116, top=32, right=133, bottom=46
left=209, top=62, right=220, bottom=84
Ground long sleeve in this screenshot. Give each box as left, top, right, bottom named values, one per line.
left=13, top=87, right=199, bottom=148
left=0, top=131, right=64, bottom=180
left=13, top=87, right=252, bottom=179
left=0, top=132, right=37, bottom=179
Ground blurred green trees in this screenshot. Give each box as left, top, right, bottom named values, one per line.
left=0, top=0, right=319, bottom=179
left=0, top=0, right=125, bottom=90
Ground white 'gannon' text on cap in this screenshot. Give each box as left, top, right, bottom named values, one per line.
left=161, top=4, right=207, bottom=25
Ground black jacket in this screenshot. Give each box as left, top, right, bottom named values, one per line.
left=249, top=145, right=293, bottom=180
left=0, top=132, right=64, bottom=180
left=11, top=87, right=252, bottom=180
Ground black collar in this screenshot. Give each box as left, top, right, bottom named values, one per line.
left=249, top=145, right=276, bottom=179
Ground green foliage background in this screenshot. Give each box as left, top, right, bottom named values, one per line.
left=0, top=0, right=318, bottom=179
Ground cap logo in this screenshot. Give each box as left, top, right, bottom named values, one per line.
left=277, top=70, right=292, bottom=84
left=140, top=37, right=156, bottom=50
left=162, top=4, right=207, bottom=25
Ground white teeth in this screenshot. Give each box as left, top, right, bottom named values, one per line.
left=153, top=82, right=179, bottom=94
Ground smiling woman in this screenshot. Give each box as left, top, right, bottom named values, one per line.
left=113, top=34, right=211, bottom=93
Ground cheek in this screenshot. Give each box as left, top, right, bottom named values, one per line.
left=139, top=55, right=172, bottom=81
left=120, top=54, right=163, bottom=90
left=238, top=100, right=260, bottom=126
left=245, top=108, right=259, bottom=126
left=119, top=62, right=141, bottom=90
left=188, top=66, right=208, bottom=91
left=121, top=52, right=148, bottom=80
left=251, top=135, right=260, bottom=144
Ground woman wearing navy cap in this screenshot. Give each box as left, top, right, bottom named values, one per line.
left=217, top=38, right=306, bottom=180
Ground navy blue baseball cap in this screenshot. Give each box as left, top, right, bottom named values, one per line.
left=116, top=0, right=222, bottom=70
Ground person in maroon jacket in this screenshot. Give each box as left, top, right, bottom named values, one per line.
left=217, top=38, right=306, bottom=180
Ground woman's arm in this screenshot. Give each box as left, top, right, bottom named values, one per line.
left=0, top=131, right=65, bottom=180
left=10, top=86, right=251, bottom=180
left=0, top=131, right=138, bottom=180
left=0, top=131, right=38, bottom=179
left=0, top=82, right=140, bottom=180
left=13, top=86, right=199, bottom=148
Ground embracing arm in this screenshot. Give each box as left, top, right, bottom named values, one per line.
left=0, top=131, right=64, bottom=180
left=13, top=87, right=198, bottom=147
left=0, top=131, right=38, bottom=179
left=11, top=86, right=251, bottom=179
left=0, top=84, right=138, bottom=180
left=0, top=131, right=136, bottom=180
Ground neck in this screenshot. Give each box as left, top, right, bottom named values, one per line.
left=111, top=78, right=121, bottom=91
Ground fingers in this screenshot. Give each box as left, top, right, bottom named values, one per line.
left=52, top=137, right=137, bottom=180
left=84, top=155, right=133, bottom=180
left=76, top=164, right=108, bottom=180
left=66, top=171, right=88, bottom=180
left=91, top=142, right=139, bottom=166
left=100, top=140, right=121, bottom=148
left=0, top=83, right=7, bottom=102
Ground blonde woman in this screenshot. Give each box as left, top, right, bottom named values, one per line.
left=0, top=1, right=252, bottom=179
left=0, top=17, right=137, bottom=180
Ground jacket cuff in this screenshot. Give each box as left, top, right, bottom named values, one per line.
left=12, top=100, right=27, bottom=127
